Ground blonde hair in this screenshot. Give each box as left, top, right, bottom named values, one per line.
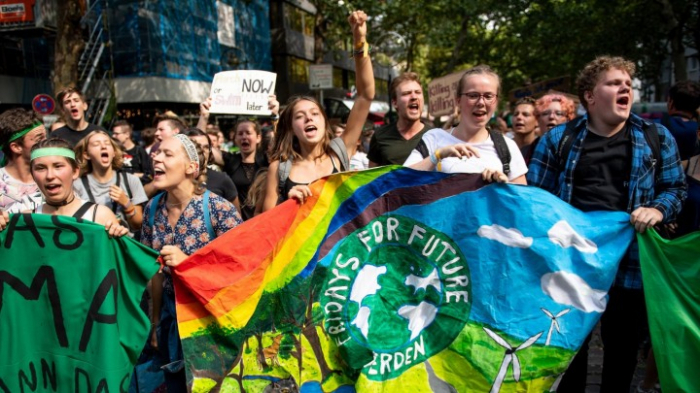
left=244, top=168, right=268, bottom=210
left=75, top=130, right=124, bottom=176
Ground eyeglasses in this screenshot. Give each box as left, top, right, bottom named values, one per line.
left=460, top=92, right=498, bottom=104
left=540, top=110, right=567, bottom=118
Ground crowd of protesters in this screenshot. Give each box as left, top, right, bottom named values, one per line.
left=0, top=9, right=697, bottom=393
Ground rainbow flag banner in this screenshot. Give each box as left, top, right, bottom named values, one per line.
left=173, top=167, right=635, bottom=392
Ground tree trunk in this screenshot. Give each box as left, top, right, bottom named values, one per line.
left=445, top=15, right=470, bottom=73
left=302, top=324, right=333, bottom=380
left=658, top=0, right=688, bottom=81
left=53, top=0, right=87, bottom=94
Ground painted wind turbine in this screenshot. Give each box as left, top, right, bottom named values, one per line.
left=541, top=308, right=571, bottom=346
left=483, top=327, right=543, bottom=393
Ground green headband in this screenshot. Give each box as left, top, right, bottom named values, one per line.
left=0, top=121, right=43, bottom=167
left=30, top=147, right=76, bottom=162
left=0, top=121, right=42, bottom=151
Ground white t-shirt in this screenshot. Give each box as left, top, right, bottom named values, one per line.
left=403, top=128, right=528, bottom=181
left=350, top=151, right=369, bottom=170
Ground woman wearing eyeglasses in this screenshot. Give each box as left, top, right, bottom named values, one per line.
left=535, top=94, right=577, bottom=135
left=405, top=65, right=528, bottom=184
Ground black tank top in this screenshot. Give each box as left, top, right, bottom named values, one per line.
left=279, top=158, right=339, bottom=203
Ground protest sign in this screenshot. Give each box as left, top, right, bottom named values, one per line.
left=209, top=70, right=277, bottom=116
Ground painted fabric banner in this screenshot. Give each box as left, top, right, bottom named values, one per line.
left=0, top=214, right=159, bottom=392
left=638, top=230, right=700, bottom=393
left=174, top=167, right=635, bottom=392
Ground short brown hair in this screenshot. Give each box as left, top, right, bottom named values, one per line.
left=456, top=65, right=501, bottom=99
left=112, top=120, right=133, bottom=135
left=390, top=72, right=421, bottom=101
left=513, top=97, right=537, bottom=110
left=56, top=87, right=86, bottom=106
left=577, top=56, right=635, bottom=109
left=0, top=108, right=40, bottom=157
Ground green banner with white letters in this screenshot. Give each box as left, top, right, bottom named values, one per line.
left=0, top=214, right=159, bottom=392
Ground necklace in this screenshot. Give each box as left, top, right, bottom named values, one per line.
left=165, top=196, right=192, bottom=207
left=45, top=192, right=75, bottom=207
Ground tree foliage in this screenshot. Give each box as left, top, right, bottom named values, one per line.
left=310, top=0, right=699, bottom=101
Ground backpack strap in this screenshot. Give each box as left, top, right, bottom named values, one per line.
left=556, top=118, right=583, bottom=172
left=329, top=138, right=350, bottom=171
left=119, top=170, right=132, bottom=200
left=642, top=121, right=662, bottom=177
left=277, top=158, right=293, bottom=197
left=415, top=139, right=430, bottom=159
left=72, top=201, right=96, bottom=220
left=202, top=190, right=215, bottom=240
left=148, top=192, right=165, bottom=228
left=488, top=129, right=511, bottom=176
left=81, top=177, right=96, bottom=202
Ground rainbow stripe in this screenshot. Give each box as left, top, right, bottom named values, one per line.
left=173, top=166, right=462, bottom=338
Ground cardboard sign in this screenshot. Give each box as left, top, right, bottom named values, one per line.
left=309, top=64, right=333, bottom=90
left=508, top=77, right=571, bottom=103
left=209, top=70, right=277, bottom=116
left=428, top=70, right=465, bottom=117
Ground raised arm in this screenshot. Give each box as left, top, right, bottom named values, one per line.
left=341, top=10, right=375, bottom=159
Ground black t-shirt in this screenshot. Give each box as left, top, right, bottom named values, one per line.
left=51, top=123, right=106, bottom=147
left=206, top=170, right=238, bottom=202
left=571, top=127, right=631, bottom=212
left=367, top=121, right=427, bottom=166
left=123, top=145, right=153, bottom=185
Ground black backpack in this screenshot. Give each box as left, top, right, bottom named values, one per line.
left=414, top=129, right=512, bottom=175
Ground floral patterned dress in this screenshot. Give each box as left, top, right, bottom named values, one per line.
left=140, top=191, right=241, bottom=384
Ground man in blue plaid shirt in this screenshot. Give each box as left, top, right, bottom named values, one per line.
left=528, top=57, right=686, bottom=393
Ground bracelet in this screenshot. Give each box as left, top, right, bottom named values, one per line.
left=124, top=206, right=136, bottom=217
left=124, top=200, right=132, bottom=209
left=435, top=150, right=443, bottom=172
left=350, top=42, right=370, bottom=58
left=126, top=210, right=136, bottom=218
left=429, top=152, right=438, bottom=165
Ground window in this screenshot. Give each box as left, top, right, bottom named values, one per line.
left=284, top=3, right=314, bottom=37
left=333, top=67, right=343, bottom=88
left=290, top=57, right=310, bottom=83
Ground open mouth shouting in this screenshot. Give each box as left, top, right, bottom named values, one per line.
left=304, top=124, right=319, bottom=139
left=44, top=183, right=64, bottom=196
left=472, top=110, right=488, bottom=123
left=616, top=96, right=630, bottom=109
left=153, top=167, right=165, bottom=182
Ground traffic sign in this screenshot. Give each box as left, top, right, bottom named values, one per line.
left=32, top=94, right=56, bottom=115
left=309, top=64, right=333, bottom=90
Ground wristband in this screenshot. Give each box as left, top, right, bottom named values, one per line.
left=429, top=152, right=438, bottom=165
left=350, top=42, right=370, bottom=58
left=435, top=150, right=443, bottom=172
left=124, top=200, right=132, bottom=209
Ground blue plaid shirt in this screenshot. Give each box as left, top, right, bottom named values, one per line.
left=527, top=114, right=687, bottom=289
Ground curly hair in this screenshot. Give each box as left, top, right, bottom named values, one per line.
left=534, top=94, right=577, bottom=121
left=577, top=56, right=635, bottom=110
left=271, top=96, right=333, bottom=163
left=456, top=65, right=501, bottom=99
left=0, top=108, right=40, bottom=157
left=74, top=130, right=124, bottom=176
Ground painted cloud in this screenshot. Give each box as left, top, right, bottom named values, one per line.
left=477, top=224, right=533, bottom=248
left=548, top=220, right=598, bottom=253
left=541, top=271, right=607, bottom=313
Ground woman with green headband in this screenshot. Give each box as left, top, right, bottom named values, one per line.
left=0, top=138, right=129, bottom=237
